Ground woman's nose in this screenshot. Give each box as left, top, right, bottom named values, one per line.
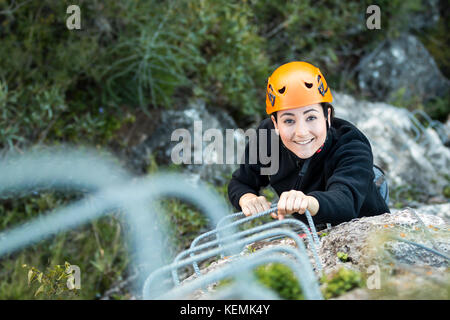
left=295, top=121, right=308, bottom=136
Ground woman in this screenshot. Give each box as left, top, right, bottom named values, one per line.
left=228, top=61, right=390, bottom=228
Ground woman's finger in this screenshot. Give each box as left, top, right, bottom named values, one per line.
left=299, top=196, right=309, bottom=214
left=278, top=193, right=287, bottom=216
left=259, top=197, right=271, bottom=212
left=252, top=199, right=265, bottom=214
left=242, top=205, right=251, bottom=216
left=285, top=192, right=295, bottom=213
left=293, top=195, right=303, bottom=212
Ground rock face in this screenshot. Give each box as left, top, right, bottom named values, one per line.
left=176, top=207, right=449, bottom=299
left=128, top=99, right=244, bottom=185
left=332, top=92, right=450, bottom=201
left=357, top=34, right=449, bottom=104
left=404, top=0, right=440, bottom=31
left=100, top=206, right=449, bottom=300
left=318, top=207, right=449, bottom=272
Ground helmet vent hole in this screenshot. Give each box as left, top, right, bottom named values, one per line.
left=304, top=82, right=313, bottom=89
left=278, top=86, right=286, bottom=94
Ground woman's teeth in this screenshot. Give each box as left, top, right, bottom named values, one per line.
left=296, top=138, right=314, bottom=145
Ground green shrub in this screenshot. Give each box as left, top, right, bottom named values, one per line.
left=320, top=267, right=364, bottom=299
left=337, top=251, right=349, bottom=262
left=23, top=261, right=80, bottom=298
left=254, top=263, right=304, bottom=300
left=217, top=262, right=304, bottom=300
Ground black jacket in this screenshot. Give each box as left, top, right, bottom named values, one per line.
left=228, top=117, right=390, bottom=226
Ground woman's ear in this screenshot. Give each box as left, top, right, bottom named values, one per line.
left=271, top=115, right=279, bottom=135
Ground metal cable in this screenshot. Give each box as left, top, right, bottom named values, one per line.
left=143, top=230, right=322, bottom=299
left=173, top=218, right=322, bottom=285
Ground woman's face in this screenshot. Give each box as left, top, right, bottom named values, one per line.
left=271, top=103, right=330, bottom=159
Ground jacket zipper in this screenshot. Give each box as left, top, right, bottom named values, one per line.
left=296, top=158, right=311, bottom=191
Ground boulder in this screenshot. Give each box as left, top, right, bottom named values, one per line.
left=318, top=208, right=448, bottom=272
left=128, top=99, right=244, bottom=185
left=405, top=0, right=440, bottom=31
left=357, top=34, right=449, bottom=104
left=332, top=92, right=450, bottom=201
left=176, top=208, right=449, bottom=299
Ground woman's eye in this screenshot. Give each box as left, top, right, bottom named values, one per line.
left=307, top=116, right=316, bottom=121
left=283, top=119, right=294, bottom=124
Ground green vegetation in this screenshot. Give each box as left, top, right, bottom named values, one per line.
left=217, top=262, right=304, bottom=300
left=217, top=264, right=365, bottom=300
left=254, top=263, right=304, bottom=300
left=0, top=0, right=448, bottom=299
left=1, top=0, right=447, bottom=152
left=443, top=185, right=450, bottom=199
left=320, top=267, right=364, bottom=299
left=23, top=261, right=80, bottom=298
left=337, top=251, right=349, bottom=262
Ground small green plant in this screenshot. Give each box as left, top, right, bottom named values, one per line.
left=443, top=185, right=450, bottom=198
left=320, top=267, right=364, bottom=299
left=216, top=263, right=304, bottom=299
left=337, top=251, right=349, bottom=262
left=254, top=263, right=304, bottom=300
left=23, top=262, right=80, bottom=298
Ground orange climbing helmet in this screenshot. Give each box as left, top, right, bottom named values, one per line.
left=265, top=61, right=333, bottom=114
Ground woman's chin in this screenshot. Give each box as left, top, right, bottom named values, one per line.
left=292, top=149, right=314, bottom=159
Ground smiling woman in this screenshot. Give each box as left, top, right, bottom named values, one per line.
left=228, top=61, right=390, bottom=228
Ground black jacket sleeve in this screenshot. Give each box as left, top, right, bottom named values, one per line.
left=227, top=122, right=271, bottom=211
left=307, top=139, right=375, bottom=225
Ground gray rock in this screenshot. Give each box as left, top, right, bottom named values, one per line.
left=357, top=34, right=449, bottom=104
left=405, top=0, right=440, bottom=31
left=391, top=203, right=450, bottom=221
left=318, top=208, right=448, bottom=272
left=175, top=207, right=449, bottom=299
left=128, top=99, right=244, bottom=185
left=332, top=92, right=450, bottom=201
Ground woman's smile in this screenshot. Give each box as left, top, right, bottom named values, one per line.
left=293, top=137, right=315, bottom=145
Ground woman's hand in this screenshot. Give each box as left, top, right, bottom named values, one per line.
left=239, top=193, right=273, bottom=217
left=277, top=190, right=319, bottom=220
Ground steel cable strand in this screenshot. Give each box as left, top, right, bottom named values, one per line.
left=390, top=236, right=450, bottom=261
left=406, top=112, right=426, bottom=143
left=213, top=204, right=320, bottom=259
left=159, top=248, right=323, bottom=300
left=380, top=248, right=449, bottom=287
left=411, top=109, right=447, bottom=143
left=143, top=228, right=321, bottom=299
left=209, top=207, right=278, bottom=262
left=406, top=207, right=441, bottom=252
left=0, top=149, right=236, bottom=293
left=190, top=206, right=320, bottom=276
left=304, top=209, right=320, bottom=246
left=215, top=203, right=278, bottom=228
left=172, top=218, right=322, bottom=285
left=187, top=207, right=277, bottom=281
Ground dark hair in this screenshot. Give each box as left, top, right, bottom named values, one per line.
left=321, top=102, right=335, bottom=123
left=272, top=103, right=334, bottom=123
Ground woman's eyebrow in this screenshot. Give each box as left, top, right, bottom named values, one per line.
left=280, top=109, right=319, bottom=118
left=303, top=109, right=319, bottom=114
left=280, top=112, right=295, bottom=118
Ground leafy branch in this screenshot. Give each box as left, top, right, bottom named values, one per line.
left=22, top=261, right=80, bottom=298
